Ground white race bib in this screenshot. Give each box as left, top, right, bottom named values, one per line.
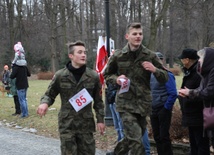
left=69, top=88, right=93, bottom=112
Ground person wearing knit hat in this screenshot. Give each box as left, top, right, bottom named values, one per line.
left=12, top=42, right=27, bottom=66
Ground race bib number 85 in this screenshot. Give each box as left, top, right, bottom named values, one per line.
left=69, top=88, right=93, bottom=112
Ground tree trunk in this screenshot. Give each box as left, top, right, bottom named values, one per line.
left=183, top=0, right=190, bottom=48
left=169, top=2, right=174, bottom=68
left=44, top=0, right=59, bottom=73
left=147, top=0, right=170, bottom=50
left=6, top=0, right=15, bottom=61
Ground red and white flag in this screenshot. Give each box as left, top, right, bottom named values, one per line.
left=96, top=36, right=108, bottom=85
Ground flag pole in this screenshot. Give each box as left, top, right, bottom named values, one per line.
left=104, top=0, right=113, bottom=126
left=105, top=0, right=110, bottom=57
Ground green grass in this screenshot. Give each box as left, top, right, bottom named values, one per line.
left=0, top=80, right=61, bottom=138
left=175, top=75, right=183, bottom=90
left=174, top=75, right=183, bottom=106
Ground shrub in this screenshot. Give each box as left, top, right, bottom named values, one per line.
left=170, top=106, right=189, bottom=142
left=37, top=72, right=54, bottom=80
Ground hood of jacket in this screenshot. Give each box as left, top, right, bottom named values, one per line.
left=200, top=47, right=214, bottom=76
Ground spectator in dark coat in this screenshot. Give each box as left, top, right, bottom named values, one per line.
left=178, top=48, right=211, bottom=155
left=179, top=48, right=214, bottom=155
left=10, top=64, right=31, bottom=118
left=2, top=65, right=10, bottom=86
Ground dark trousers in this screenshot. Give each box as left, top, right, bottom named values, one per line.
left=188, top=126, right=210, bottom=155
left=14, top=95, right=21, bottom=114
left=150, top=107, right=173, bottom=155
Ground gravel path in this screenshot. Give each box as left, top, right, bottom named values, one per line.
left=0, top=126, right=106, bottom=155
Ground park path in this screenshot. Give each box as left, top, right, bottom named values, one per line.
left=0, top=125, right=106, bottom=155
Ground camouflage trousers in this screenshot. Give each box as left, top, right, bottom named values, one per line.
left=60, top=132, right=95, bottom=155
left=114, top=112, right=147, bottom=155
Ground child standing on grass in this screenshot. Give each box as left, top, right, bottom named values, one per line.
left=12, top=42, right=27, bottom=66
left=9, top=77, right=21, bottom=116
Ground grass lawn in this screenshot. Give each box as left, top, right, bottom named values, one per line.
left=0, top=80, right=60, bottom=138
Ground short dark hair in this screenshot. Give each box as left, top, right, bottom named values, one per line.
left=126, top=22, right=142, bottom=33
left=67, top=40, right=85, bottom=54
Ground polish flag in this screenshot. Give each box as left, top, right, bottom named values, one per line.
left=96, top=36, right=108, bottom=85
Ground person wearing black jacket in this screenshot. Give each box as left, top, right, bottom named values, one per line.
left=10, top=64, right=31, bottom=118
left=178, top=48, right=210, bottom=155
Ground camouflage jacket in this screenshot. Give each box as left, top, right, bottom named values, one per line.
left=104, top=44, right=168, bottom=116
left=40, top=63, right=104, bottom=133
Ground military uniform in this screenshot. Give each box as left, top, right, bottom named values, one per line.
left=104, top=44, right=168, bottom=155
left=40, top=62, right=104, bottom=155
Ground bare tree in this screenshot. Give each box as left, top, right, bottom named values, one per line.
left=147, top=0, right=170, bottom=50
left=1, top=0, right=214, bottom=71
left=201, top=0, right=214, bottom=46
left=5, top=0, right=15, bottom=60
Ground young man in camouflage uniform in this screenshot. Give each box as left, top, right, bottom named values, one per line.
left=37, top=40, right=105, bottom=155
left=104, top=22, right=168, bottom=155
